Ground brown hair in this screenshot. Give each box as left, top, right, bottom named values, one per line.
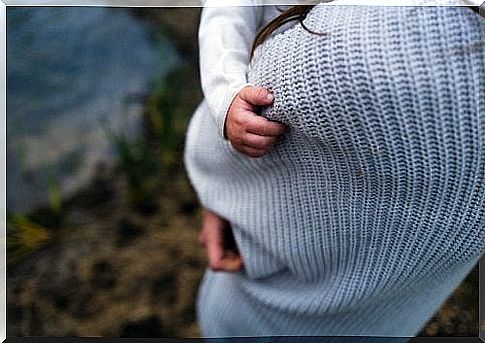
left=250, top=5, right=320, bottom=60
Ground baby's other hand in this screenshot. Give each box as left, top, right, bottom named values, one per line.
left=199, top=209, right=243, bottom=272
left=225, top=86, right=287, bottom=158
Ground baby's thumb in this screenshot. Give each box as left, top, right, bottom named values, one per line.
left=239, top=86, right=274, bottom=107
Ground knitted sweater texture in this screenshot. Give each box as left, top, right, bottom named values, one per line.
left=184, top=3, right=485, bottom=337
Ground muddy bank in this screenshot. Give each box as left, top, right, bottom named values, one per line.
left=8, top=161, right=205, bottom=337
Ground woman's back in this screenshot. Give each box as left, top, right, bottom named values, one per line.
left=185, top=3, right=484, bottom=336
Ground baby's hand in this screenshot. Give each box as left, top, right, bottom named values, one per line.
left=225, top=86, right=287, bottom=158
left=199, top=209, right=243, bottom=272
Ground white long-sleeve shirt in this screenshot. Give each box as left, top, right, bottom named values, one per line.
left=198, top=1, right=295, bottom=138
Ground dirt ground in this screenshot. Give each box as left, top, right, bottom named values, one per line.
left=8, top=162, right=204, bottom=337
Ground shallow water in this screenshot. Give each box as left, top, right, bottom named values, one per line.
left=7, top=7, right=179, bottom=213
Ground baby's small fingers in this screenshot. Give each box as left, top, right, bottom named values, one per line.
left=246, top=116, right=287, bottom=137
left=238, top=86, right=274, bottom=107
left=238, top=145, right=267, bottom=158
left=221, top=255, right=244, bottom=272
left=210, top=258, right=243, bottom=272
left=206, top=236, right=225, bottom=270
left=243, top=133, right=277, bottom=150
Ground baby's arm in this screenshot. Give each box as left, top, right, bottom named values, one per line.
left=199, top=1, right=287, bottom=157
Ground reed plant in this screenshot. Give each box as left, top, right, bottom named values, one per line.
left=145, top=75, right=177, bottom=168
left=101, top=122, right=158, bottom=213
left=7, top=213, right=52, bottom=265
left=47, top=173, right=63, bottom=217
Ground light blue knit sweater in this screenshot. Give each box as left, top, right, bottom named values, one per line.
left=184, top=3, right=484, bottom=338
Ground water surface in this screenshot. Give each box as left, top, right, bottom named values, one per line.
left=7, top=7, right=179, bottom=213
